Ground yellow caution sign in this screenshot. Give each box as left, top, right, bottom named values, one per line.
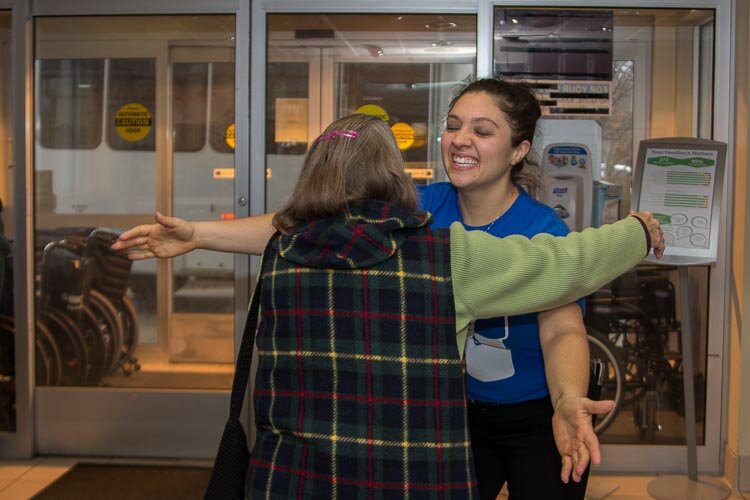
left=391, top=122, right=415, bottom=151
left=225, top=123, right=235, bottom=149
left=114, top=103, right=152, bottom=142
left=355, top=104, right=389, bottom=121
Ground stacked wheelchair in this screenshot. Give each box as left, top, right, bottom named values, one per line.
left=0, top=228, right=140, bottom=392
left=585, top=265, right=692, bottom=441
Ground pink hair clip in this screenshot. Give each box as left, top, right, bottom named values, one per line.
left=316, top=129, right=359, bottom=143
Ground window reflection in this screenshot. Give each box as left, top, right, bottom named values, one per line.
left=209, top=62, right=235, bottom=154
left=37, top=59, right=104, bottom=150
left=494, top=7, right=715, bottom=446
left=266, top=13, right=477, bottom=209
left=106, top=59, right=156, bottom=152
left=34, top=15, right=236, bottom=390
left=0, top=10, right=14, bottom=432
left=173, top=63, right=208, bottom=153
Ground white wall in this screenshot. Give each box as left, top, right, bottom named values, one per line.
left=727, top=0, right=750, bottom=492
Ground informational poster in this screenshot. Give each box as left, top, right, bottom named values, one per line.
left=275, top=98, right=308, bottom=144
left=640, top=147, right=717, bottom=249
left=632, top=138, right=726, bottom=264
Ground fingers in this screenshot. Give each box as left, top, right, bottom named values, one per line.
left=111, top=235, right=150, bottom=251
left=584, top=427, right=603, bottom=467
left=122, top=249, right=156, bottom=261
left=112, top=225, right=152, bottom=247
left=582, top=398, right=615, bottom=415
left=155, top=211, right=181, bottom=229
left=111, top=240, right=155, bottom=260
left=630, top=211, right=666, bottom=258
left=653, top=231, right=666, bottom=258
left=560, top=454, right=572, bottom=483
left=572, top=447, right=589, bottom=482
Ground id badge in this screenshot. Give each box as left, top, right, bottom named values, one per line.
left=465, top=322, right=515, bottom=382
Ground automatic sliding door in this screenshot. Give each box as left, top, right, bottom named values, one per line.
left=266, top=14, right=476, bottom=208
left=0, top=9, right=14, bottom=434
left=33, top=14, right=240, bottom=458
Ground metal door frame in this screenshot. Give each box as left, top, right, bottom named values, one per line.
left=255, top=0, right=735, bottom=475
left=489, top=0, right=733, bottom=475
left=0, top=0, right=734, bottom=473
left=0, top=0, right=34, bottom=458
left=251, top=0, right=479, bottom=253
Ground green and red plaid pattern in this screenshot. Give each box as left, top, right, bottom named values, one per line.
left=247, top=201, right=477, bottom=499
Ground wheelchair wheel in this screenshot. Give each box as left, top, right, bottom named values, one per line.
left=88, top=290, right=124, bottom=375
left=34, top=336, right=53, bottom=386
left=0, top=378, right=14, bottom=431
left=119, top=295, right=140, bottom=375
left=587, top=327, right=624, bottom=435
left=80, top=304, right=110, bottom=385
left=36, top=320, right=63, bottom=386
left=0, top=314, right=15, bottom=376
left=43, top=308, right=90, bottom=385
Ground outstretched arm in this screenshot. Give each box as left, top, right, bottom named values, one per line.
left=451, top=212, right=664, bottom=342
left=111, top=212, right=276, bottom=259
left=539, top=304, right=610, bottom=483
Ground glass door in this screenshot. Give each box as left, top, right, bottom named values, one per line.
left=33, top=14, right=241, bottom=458
left=0, top=8, right=14, bottom=435
left=266, top=14, right=477, bottom=212
left=492, top=5, right=721, bottom=472
left=167, top=46, right=236, bottom=377
left=265, top=48, right=321, bottom=212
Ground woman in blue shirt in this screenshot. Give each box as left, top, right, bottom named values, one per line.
left=419, top=77, right=607, bottom=500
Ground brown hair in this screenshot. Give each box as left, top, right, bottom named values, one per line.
left=447, top=77, right=543, bottom=195
left=272, top=113, right=417, bottom=233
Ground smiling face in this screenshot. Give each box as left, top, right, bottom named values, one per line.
left=441, top=91, right=530, bottom=197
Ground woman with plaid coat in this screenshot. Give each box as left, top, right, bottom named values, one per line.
left=114, top=114, right=662, bottom=499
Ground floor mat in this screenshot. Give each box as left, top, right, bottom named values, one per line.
left=32, top=464, right=212, bottom=500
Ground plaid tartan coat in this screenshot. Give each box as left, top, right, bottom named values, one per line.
left=247, top=200, right=477, bottom=499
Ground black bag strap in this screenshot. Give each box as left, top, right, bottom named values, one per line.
left=228, top=270, right=264, bottom=420
left=205, top=242, right=273, bottom=500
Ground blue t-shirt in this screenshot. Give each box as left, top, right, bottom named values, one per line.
left=418, top=182, right=583, bottom=403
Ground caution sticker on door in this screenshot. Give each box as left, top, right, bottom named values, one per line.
left=391, top=122, right=415, bottom=150
left=114, top=103, right=152, bottom=142
left=225, top=123, right=235, bottom=149
left=355, top=104, right=389, bottom=121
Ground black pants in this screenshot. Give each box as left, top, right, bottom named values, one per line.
left=468, top=396, right=590, bottom=500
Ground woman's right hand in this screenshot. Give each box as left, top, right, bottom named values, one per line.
left=629, top=211, right=665, bottom=259
left=111, top=211, right=197, bottom=260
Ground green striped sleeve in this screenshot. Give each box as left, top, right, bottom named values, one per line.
left=450, top=217, right=648, bottom=357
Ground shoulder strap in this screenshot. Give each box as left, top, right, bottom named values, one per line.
left=228, top=269, right=263, bottom=420
left=204, top=235, right=277, bottom=500
left=230, top=228, right=282, bottom=418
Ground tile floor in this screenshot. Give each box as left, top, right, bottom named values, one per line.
left=0, top=457, right=746, bottom=499
left=0, top=456, right=213, bottom=499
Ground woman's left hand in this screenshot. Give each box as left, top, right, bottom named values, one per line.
left=552, top=396, right=615, bottom=483
left=629, top=211, right=666, bottom=259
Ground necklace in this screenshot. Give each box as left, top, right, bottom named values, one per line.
left=458, top=187, right=518, bottom=234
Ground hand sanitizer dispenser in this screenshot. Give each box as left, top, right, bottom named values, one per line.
left=537, top=120, right=600, bottom=231
left=541, top=144, right=593, bottom=231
